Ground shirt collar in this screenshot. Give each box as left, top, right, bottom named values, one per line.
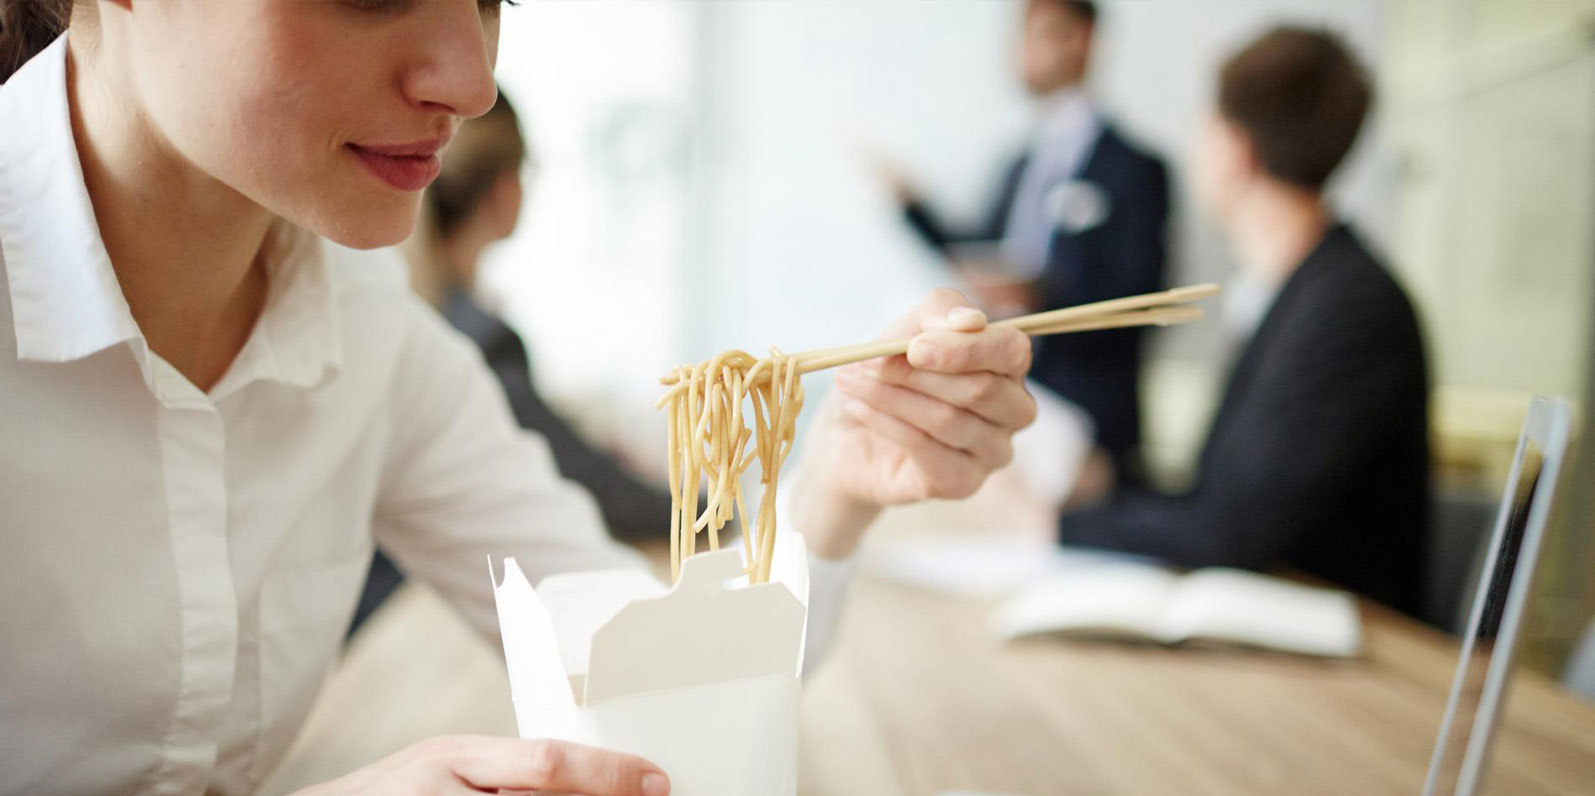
left=211, top=222, right=343, bottom=397
left=0, top=34, right=140, bottom=363
left=0, top=34, right=341, bottom=393
left=1222, top=268, right=1282, bottom=343
left=1032, top=86, right=1097, bottom=144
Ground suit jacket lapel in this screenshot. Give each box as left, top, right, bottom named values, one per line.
left=992, top=153, right=1031, bottom=238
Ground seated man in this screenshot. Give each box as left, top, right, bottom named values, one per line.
left=1059, top=27, right=1430, bottom=616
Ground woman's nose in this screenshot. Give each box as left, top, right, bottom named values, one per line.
left=402, top=0, right=499, bottom=119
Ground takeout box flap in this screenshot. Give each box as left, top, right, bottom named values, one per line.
left=537, top=568, right=668, bottom=681
left=492, top=533, right=812, bottom=709
left=490, top=556, right=577, bottom=709
left=583, top=546, right=807, bottom=704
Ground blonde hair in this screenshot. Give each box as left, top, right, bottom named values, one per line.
left=404, top=89, right=528, bottom=305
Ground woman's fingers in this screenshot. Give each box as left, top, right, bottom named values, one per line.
left=912, top=287, right=987, bottom=331
left=851, top=356, right=1036, bottom=431
left=906, top=323, right=1032, bottom=377
left=878, top=287, right=986, bottom=340
left=812, top=286, right=1039, bottom=505
left=877, top=287, right=1030, bottom=379
left=429, top=736, right=669, bottom=796
left=840, top=398, right=989, bottom=500
left=834, top=366, right=1014, bottom=470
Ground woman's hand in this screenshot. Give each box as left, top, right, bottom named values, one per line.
left=294, top=735, right=669, bottom=796
left=795, top=289, right=1037, bottom=559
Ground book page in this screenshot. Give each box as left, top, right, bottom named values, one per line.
left=1158, top=569, right=1361, bottom=657
left=867, top=536, right=1153, bottom=599
left=989, top=564, right=1180, bottom=642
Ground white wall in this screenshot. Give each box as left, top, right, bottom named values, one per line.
left=484, top=2, right=697, bottom=412
left=695, top=1, right=1027, bottom=364
left=1385, top=0, right=1595, bottom=403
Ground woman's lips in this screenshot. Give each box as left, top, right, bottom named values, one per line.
left=346, top=140, right=444, bottom=192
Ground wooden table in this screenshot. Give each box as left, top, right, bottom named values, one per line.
left=263, top=484, right=1595, bottom=795
left=797, top=578, right=1595, bottom=795
left=263, top=570, right=1595, bottom=795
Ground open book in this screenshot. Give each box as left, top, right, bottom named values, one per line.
left=989, top=564, right=1362, bottom=658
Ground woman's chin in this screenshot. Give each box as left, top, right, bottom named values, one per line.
left=308, top=207, right=421, bottom=251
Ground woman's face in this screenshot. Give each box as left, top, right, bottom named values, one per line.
left=117, top=0, right=503, bottom=248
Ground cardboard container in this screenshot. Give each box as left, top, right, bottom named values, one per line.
left=491, top=534, right=810, bottom=796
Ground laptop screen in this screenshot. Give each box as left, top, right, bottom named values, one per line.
left=1425, top=397, right=1570, bottom=796
left=1425, top=444, right=1544, bottom=793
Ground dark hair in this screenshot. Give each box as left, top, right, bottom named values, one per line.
left=0, top=0, right=70, bottom=83
left=1218, top=26, right=1371, bottom=190
left=425, top=89, right=528, bottom=240
left=1028, top=0, right=1097, bottom=26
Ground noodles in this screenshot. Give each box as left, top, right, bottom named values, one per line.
left=657, top=348, right=804, bottom=585
left=647, top=286, right=1220, bottom=585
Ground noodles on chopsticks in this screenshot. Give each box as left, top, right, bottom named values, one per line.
left=652, top=284, right=1222, bottom=586
left=657, top=349, right=804, bottom=585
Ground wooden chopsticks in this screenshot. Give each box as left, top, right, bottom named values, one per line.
left=659, top=283, right=1221, bottom=385
left=790, top=283, right=1220, bottom=374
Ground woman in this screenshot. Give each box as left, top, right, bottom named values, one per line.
left=0, top=2, right=1036, bottom=795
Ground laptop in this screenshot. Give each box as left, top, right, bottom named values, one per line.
left=1423, top=396, right=1574, bottom=795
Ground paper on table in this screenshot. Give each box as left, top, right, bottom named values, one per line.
left=863, top=536, right=1154, bottom=598
left=1158, top=569, right=1361, bottom=657
left=989, top=564, right=1362, bottom=658
left=988, top=564, right=1179, bottom=640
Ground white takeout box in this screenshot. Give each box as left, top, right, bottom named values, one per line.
left=490, top=533, right=811, bottom=796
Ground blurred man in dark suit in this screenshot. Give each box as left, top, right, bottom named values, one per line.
left=1060, top=28, right=1431, bottom=617
left=881, top=0, right=1169, bottom=485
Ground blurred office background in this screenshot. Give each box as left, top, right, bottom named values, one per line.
left=473, top=1, right=1594, bottom=680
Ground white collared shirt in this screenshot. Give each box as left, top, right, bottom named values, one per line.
left=0, top=37, right=850, bottom=795
left=1222, top=269, right=1284, bottom=346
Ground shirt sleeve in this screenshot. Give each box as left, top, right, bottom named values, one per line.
left=801, top=550, right=858, bottom=675
left=372, top=299, right=646, bottom=640
left=775, top=477, right=858, bottom=675
left=475, top=327, right=676, bottom=542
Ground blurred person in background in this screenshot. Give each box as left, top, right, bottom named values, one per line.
left=349, top=89, right=678, bottom=634
left=876, top=0, right=1169, bottom=487
left=1059, top=27, right=1431, bottom=617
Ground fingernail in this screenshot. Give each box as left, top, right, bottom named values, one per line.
left=842, top=397, right=870, bottom=418
left=642, top=772, right=670, bottom=796
left=909, top=339, right=943, bottom=366
left=946, top=306, right=985, bottom=329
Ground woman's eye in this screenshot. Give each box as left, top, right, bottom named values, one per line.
left=339, top=0, right=514, bottom=16
left=342, top=0, right=412, bottom=12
